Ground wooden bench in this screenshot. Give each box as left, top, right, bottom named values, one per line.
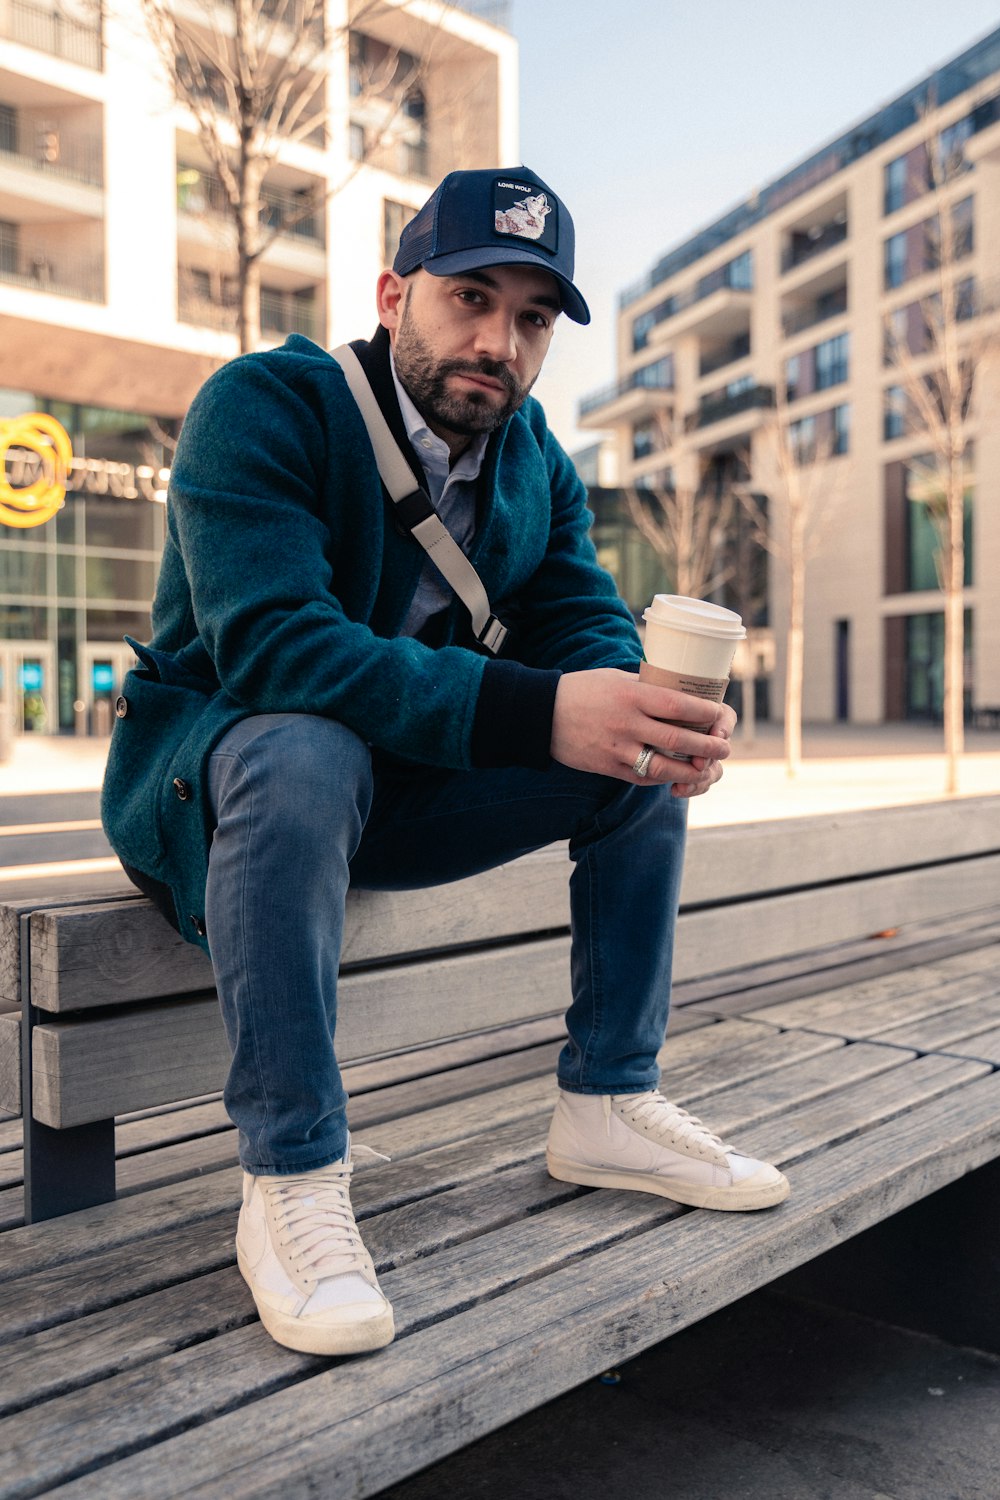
left=0, top=797, right=998, bottom=1497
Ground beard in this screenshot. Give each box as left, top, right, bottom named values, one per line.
left=392, top=298, right=533, bottom=437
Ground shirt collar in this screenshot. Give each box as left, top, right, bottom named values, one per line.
left=390, top=350, right=489, bottom=480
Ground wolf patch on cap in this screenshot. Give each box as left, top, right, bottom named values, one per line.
left=393, top=167, right=590, bottom=325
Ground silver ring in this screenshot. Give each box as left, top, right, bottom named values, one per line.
left=632, top=745, right=655, bottom=778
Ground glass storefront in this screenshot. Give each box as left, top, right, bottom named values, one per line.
left=904, top=609, right=973, bottom=721
left=0, top=389, right=173, bottom=734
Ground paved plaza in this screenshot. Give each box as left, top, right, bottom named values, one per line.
left=2, top=722, right=997, bottom=825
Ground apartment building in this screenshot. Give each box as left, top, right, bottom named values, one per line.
left=0, top=0, right=515, bottom=734
left=579, top=27, right=1000, bottom=726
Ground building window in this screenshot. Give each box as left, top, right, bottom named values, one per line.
left=903, top=460, right=973, bottom=591
left=901, top=609, right=972, bottom=721
left=632, top=418, right=658, bottom=462
left=728, top=249, right=753, bottom=289
left=632, top=297, right=674, bottom=351
left=634, top=467, right=675, bottom=493
left=814, top=331, right=849, bottom=390
left=786, top=403, right=850, bottom=463
left=939, top=116, right=973, bottom=177
left=696, top=249, right=753, bottom=302
left=884, top=155, right=909, bottom=215
left=832, top=403, right=850, bottom=455
left=633, top=356, right=673, bottom=389
left=950, top=195, right=974, bottom=259
left=383, top=200, right=417, bottom=266
left=884, top=385, right=907, bottom=441
left=884, top=230, right=908, bottom=289
left=788, top=414, right=817, bottom=465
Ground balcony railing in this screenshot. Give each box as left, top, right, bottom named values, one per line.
left=0, top=226, right=103, bottom=300
left=781, top=288, right=849, bottom=338
left=0, top=0, right=102, bottom=69
left=781, top=219, right=848, bottom=273
left=699, top=333, right=752, bottom=378
left=0, top=116, right=103, bottom=188
left=177, top=168, right=325, bottom=246
left=178, top=279, right=319, bottom=341
left=578, top=363, right=674, bottom=421
left=261, top=289, right=318, bottom=339
left=685, top=384, right=775, bottom=433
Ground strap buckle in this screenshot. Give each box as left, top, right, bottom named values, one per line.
left=476, top=615, right=508, bottom=655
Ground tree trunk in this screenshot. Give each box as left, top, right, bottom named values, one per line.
left=235, top=0, right=262, bottom=355
left=739, top=626, right=757, bottom=746
left=942, top=455, right=965, bottom=794
left=237, top=214, right=262, bottom=354
left=784, top=504, right=805, bottom=779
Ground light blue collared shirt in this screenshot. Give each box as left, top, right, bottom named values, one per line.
left=391, top=353, right=489, bottom=637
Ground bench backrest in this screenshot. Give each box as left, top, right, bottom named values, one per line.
left=2, top=796, right=998, bottom=1127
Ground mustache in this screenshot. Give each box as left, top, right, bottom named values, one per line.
left=438, top=358, right=519, bottom=395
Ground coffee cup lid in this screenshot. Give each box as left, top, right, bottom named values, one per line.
left=642, top=594, right=746, bottom=640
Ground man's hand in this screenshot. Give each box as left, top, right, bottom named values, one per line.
left=550, top=668, right=736, bottom=798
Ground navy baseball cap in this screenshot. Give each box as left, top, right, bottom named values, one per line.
left=393, top=167, right=590, bottom=325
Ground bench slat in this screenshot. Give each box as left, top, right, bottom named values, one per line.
left=22, top=850, right=573, bottom=1014
left=28, top=937, right=573, bottom=1128
left=744, top=955, right=999, bottom=1035
left=675, top=854, right=1000, bottom=974
left=681, top=795, right=1000, bottom=904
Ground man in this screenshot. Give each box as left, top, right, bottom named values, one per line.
left=103, top=166, right=789, bottom=1361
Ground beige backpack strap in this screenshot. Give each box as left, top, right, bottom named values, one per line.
left=332, top=344, right=508, bottom=656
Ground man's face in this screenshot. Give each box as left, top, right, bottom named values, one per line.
left=381, top=263, right=561, bottom=445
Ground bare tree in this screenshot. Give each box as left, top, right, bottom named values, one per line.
left=740, top=397, right=847, bottom=778
left=882, top=118, right=999, bottom=793
left=136, top=0, right=442, bottom=352
left=622, top=414, right=736, bottom=599
left=723, top=499, right=768, bottom=746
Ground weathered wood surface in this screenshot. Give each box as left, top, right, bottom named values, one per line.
left=28, top=937, right=574, bottom=1129
left=3, top=1061, right=998, bottom=1500
left=1, top=919, right=1000, bottom=1498
left=19, top=882, right=1000, bottom=1132
left=0, top=883, right=135, bottom=1007
left=0, top=1013, right=18, bottom=1117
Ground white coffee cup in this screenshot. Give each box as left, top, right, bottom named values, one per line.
left=639, top=597, right=745, bottom=756
left=640, top=595, right=746, bottom=697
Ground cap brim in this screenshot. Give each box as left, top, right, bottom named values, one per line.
left=422, top=245, right=591, bottom=325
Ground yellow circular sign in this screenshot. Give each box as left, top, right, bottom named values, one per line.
left=0, top=412, right=73, bottom=528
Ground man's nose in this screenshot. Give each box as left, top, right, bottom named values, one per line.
left=473, top=310, right=517, bottom=364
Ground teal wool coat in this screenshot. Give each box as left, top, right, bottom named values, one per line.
left=101, top=331, right=642, bottom=952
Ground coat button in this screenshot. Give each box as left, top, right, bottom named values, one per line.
left=173, top=777, right=191, bottom=801
left=190, top=915, right=207, bottom=937
left=114, top=695, right=128, bottom=718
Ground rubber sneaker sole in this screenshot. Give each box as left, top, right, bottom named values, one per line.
left=237, top=1247, right=395, bottom=1354
left=546, top=1151, right=790, bottom=1212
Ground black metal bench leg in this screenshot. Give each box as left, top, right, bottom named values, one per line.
left=20, top=911, right=117, bottom=1222
left=22, top=1114, right=116, bottom=1223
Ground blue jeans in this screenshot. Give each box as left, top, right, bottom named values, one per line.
left=206, top=714, right=687, bottom=1174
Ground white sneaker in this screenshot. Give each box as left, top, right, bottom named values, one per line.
left=235, top=1140, right=394, bottom=1354
left=546, top=1090, right=790, bottom=1211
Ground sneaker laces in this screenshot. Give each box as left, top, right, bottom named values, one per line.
left=261, top=1145, right=389, bottom=1291
left=608, top=1091, right=731, bottom=1159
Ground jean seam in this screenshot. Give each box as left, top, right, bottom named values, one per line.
left=577, top=840, right=603, bottom=1089
left=232, top=748, right=271, bottom=1165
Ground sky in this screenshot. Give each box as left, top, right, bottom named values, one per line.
left=509, top=0, right=1000, bottom=454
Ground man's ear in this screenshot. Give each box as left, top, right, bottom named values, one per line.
left=377, top=269, right=407, bottom=335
